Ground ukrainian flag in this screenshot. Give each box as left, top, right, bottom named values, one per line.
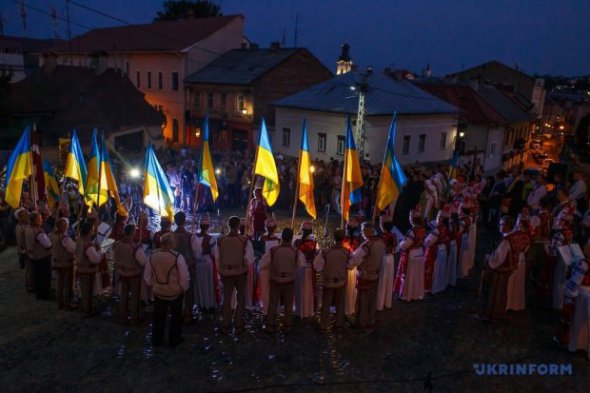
left=340, top=116, right=364, bottom=221
left=254, top=118, right=280, bottom=206
left=63, top=129, right=87, bottom=195
left=86, top=129, right=108, bottom=206
left=3, top=127, right=32, bottom=208
left=198, top=115, right=218, bottom=202
left=376, top=113, right=408, bottom=212
left=143, top=144, right=174, bottom=218
left=298, top=119, right=316, bottom=219
left=43, top=159, right=60, bottom=209
left=99, top=132, right=127, bottom=217
left=448, top=149, right=459, bottom=180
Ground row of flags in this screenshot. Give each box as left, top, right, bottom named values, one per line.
left=3, top=114, right=409, bottom=222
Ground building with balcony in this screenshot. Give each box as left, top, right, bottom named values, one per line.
left=184, top=44, right=332, bottom=151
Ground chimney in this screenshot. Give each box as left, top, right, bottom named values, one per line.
left=270, top=41, right=280, bottom=51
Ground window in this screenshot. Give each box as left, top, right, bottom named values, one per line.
left=402, top=135, right=411, bottom=155
left=440, top=132, right=447, bottom=149
left=336, top=135, right=345, bottom=156
left=147, top=71, right=152, bottom=89
left=136, top=71, right=140, bottom=88
left=236, top=94, right=245, bottom=113
left=490, top=142, right=497, bottom=156
left=172, top=119, right=179, bottom=142
left=221, top=93, right=227, bottom=109
left=282, top=128, right=291, bottom=147
left=172, top=72, right=179, bottom=91
left=207, top=92, right=214, bottom=111
left=318, top=133, right=326, bottom=152
left=158, top=72, right=163, bottom=89
left=418, top=134, right=426, bottom=153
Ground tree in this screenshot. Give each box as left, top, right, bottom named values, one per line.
left=154, top=1, right=222, bottom=21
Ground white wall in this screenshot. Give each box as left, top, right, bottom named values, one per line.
left=0, top=52, right=26, bottom=83
left=273, top=108, right=458, bottom=165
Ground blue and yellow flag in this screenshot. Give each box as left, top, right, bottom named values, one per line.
left=254, top=118, right=280, bottom=206
left=376, top=113, right=408, bottom=212
left=198, top=115, right=218, bottom=202
left=340, top=116, right=364, bottom=221
left=298, top=119, right=316, bottom=219
left=3, top=127, right=32, bottom=208
left=448, top=149, right=459, bottom=180
left=43, top=159, right=60, bottom=209
left=63, top=129, right=87, bottom=195
left=144, top=144, right=174, bottom=218
left=99, top=132, right=127, bottom=217
left=86, top=129, right=108, bottom=206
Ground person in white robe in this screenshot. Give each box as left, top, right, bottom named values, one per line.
left=192, top=216, right=218, bottom=309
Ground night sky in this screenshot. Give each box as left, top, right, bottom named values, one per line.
left=2, top=0, right=590, bottom=76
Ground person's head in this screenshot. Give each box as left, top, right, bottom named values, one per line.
left=17, top=208, right=29, bottom=224
left=264, top=218, right=277, bottom=234
left=281, top=227, right=294, bottom=243
left=536, top=173, right=546, bottom=184
left=498, top=215, right=514, bottom=234
left=160, top=217, right=172, bottom=231
left=174, top=211, right=186, bottom=226
left=80, top=222, right=94, bottom=238
left=199, top=215, right=210, bottom=233
left=409, top=207, right=422, bottom=226
left=345, top=217, right=359, bottom=234
left=557, top=188, right=569, bottom=202
left=511, top=168, right=520, bottom=178
left=379, top=215, right=393, bottom=233
left=361, top=222, right=375, bottom=240
left=160, top=233, right=176, bottom=249
left=227, top=216, right=240, bottom=232
left=253, top=187, right=262, bottom=199
left=573, top=170, right=583, bottom=182
left=333, top=228, right=346, bottom=244
left=124, top=224, right=136, bottom=238
left=29, top=211, right=42, bottom=227
left=56, top=217, right=69, bottom=233
left=300, top=221, right=313, bottom=238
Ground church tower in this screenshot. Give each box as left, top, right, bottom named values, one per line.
left=336, top=43, right=353, bottom=75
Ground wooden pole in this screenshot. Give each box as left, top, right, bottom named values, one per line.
left=28, top=129, right=38, bottom=210
left=290, top=148, right=302, bottom=229
left=340, top=150, right=348, bottom=229
left=192, top=183, right=200, bottom=234
left=246, top=144, right=260, bottom=235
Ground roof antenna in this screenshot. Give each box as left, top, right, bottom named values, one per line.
left=293, top=11, right=299, bottom=47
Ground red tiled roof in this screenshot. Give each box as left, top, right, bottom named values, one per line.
left=47, top=15, right=242, bottom=53
left=415, top=82, right=505, bottom=125
left=10, top=66, right=164, bottom=140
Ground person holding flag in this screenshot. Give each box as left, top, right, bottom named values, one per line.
left=198, top=115, right=219, bottom=207
left=43, top=160, right=60, bottom=212
left=143, top=143, right=174, bottom=219
left=291, top=119, right=316, bottom=226
left=248, top=118, right=279, bottom=239
left=3, top=127, right=33, bottom=209
left=340, top=116, right=364, bottom=226
left=63, top=129, right=88, bottom=199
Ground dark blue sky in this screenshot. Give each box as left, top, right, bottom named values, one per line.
left=3, top=0, right=590, bottom=76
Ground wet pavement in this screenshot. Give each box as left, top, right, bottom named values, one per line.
left=0, top=219, right=589, bottom=392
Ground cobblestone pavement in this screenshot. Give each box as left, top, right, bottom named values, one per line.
left=0, top=220, right=588, bottom=393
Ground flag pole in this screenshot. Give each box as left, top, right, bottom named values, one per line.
left=291, top=148, right=302, bottom=229
left=96, top=131, right=104, bottom=221
left=340, top=144, right=348, bottom=229
left=372, top=128, right=393, bottom=224
left=246, top=137, right=260, bottom=235
left=28, top=127, right=38, bottom=210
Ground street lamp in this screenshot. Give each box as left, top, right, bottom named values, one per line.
left=129, top=168, right=141, bottom=179
left=459, top=131, right=465, bottom=138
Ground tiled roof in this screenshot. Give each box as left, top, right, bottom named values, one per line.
left=0, top=35, right=61, bottom=53
left=415, top=82, right=505, bottom=125
left=272, top=71, right=459, bottom=115
left=446, top=60, right=534, bottom=82
left=476, top=85, right=533, bottom=123
left=47, top=15, right=242, bottom=53
left=10, top=66, right=164, bottom=140
left=185, top=48, right=301, bottom=85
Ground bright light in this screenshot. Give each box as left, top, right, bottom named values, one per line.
left=215, top=168, right=222, bottom=175
left=195, top=128, right=201, bottom=137
left=559, top=125, right=565, bottom=130
left=241, top=109, right=248, bottom=115
left=459, top=131, right=465, bottom=138
left=129, top=168, right=141, bottom=179
left=310, top=165, right=316, bottom=174
left=350, top=86, right=356, bottom=91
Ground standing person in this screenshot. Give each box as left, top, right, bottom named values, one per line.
left=215, top=216, right=254, bottom=335
left=181, top=162, right=196, bottom=213
left=376, top=215, right=396, bottom=311
left=551, top=207, right=575, bottom=310
left=113, top=224, right=146, bottom=323
left=192, top=215, right=218, bottom=310
left=152, top=217, right=172, bottom=249
left=527, top=174, right=548, bottom=214
left=552, top=189, right=572, bottom=228
left=447, top=210, right=460, bottom=287
left=172, top=212, right=196, bottom=323
left=15, top=208, right=32, bottom=290
left=144, top=233, right=189, bottom=347
left=294, top=221, right=317, bottom=319
left=393, top=208, right=426, bottom=301
left=49, top=218, right=75, bottom=309
left=342, top=217, right=362, bottom=316
left=258, top=218, right=280, bottom=315
left=350, top=222, right=386, bottom=330
left=424, top=210, right=450, bottom=294
left=25, top=212, right=53, bottom=300
left=260, top=227, right=306, bottom=333
left=529, top=198, right=553, bottom=293
left=76, top=222, right=103, bottom=313
left=313, top=228, right=351, bottom=330
left=506, top=211, right=532, bottom=311
left=247, top=187, right=269, bottom=240
left=458, top=204, right=474, bottom=279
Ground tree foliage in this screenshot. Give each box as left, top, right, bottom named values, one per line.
left=154, top=1, right=222, bottom=21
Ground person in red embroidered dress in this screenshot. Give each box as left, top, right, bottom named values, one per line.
left=393, top=207, right=426, bottom=301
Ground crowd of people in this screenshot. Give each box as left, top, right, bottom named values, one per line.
left=1, top=144, right=589, bottom=359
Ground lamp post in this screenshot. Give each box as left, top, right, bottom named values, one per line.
left=352, top=67, right=372, bottom=159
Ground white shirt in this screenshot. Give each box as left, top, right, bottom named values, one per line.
left=143, top=252, right=190, bottom=292
left=85, top=245, right=103, bottom=264
left=62, top=236, right=76, bottom=254
left=527, top=183, right=547, bottom=210
left=350, top=242, right=370, bottom=268
left=36, top=231, right=52, bottom=249
left=486, top=237, right=510, bottom=270
left=570, top=179, right=587, bottom=202
left=259, top=244, right=306, bottom=270
left=191, top=234, right=216, bottom=259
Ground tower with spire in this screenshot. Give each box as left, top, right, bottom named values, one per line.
left=336, top=43, right=353, bottom=75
